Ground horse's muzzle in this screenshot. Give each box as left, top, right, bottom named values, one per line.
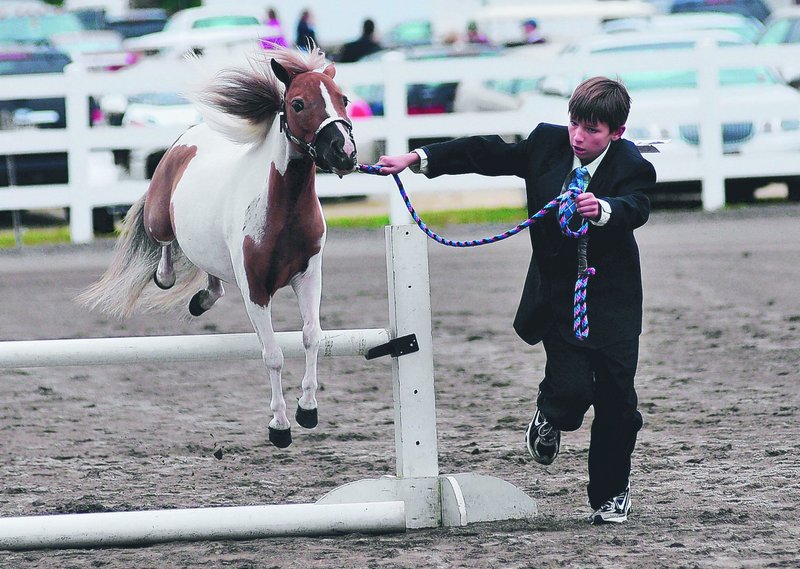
left=315, top=121, right=357, bottom=176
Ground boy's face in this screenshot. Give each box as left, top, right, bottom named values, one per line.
left=568, top=117, right=625, bottom=164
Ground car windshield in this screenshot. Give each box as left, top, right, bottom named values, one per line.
left=189, top=16, right=259, bottom=29
left=615, top=66, right=781, bottom=90
left=758, top=18, right=800, bottom=44
left=0, top=14, right=84, bottom=42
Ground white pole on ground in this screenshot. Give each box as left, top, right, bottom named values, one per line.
left=0, top=501, right=405, bottom=550
left=0, top=329, right=389, bottom=368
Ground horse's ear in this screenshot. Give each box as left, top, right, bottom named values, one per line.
left=271, top=59, right=292, bottom=87
left=323, top=63, right=336, bottom=79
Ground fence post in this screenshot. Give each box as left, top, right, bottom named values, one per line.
left=697, top=40, right=726, bottom=210
left=64, top=64, right=94, bottom=243
left=383, top=62, right=413, bottom=225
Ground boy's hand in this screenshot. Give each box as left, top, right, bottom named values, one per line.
left=575, top=192, right=601, bottom=220
left=374, top=152, right=419, bottom=175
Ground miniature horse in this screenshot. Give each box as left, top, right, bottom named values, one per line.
left=79, top=46, right=357, bottom=448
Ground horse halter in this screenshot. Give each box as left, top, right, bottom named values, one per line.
left=278, top=99, right=354, bottom=172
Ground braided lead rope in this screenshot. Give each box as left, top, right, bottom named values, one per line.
left=573, top=267, right=596, bottom=341
left=356, top=163, right=589, bottom=246
left=356, top=163, right=596, bottom=341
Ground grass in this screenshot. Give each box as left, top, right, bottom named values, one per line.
left=326, top=206, right=529, bottom=229
left=0, top=226, right=74, bottom=248
left=0, top=206, right=531, bottom=249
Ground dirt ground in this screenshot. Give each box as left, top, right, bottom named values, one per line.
left=0, top=203, right=798, bottom=568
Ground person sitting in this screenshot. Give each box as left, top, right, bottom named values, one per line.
left=338, top=18, right=382, bottom=63
left=466, top=21, right=490, bottom=44
left=523, top=18, right=546, bottom=44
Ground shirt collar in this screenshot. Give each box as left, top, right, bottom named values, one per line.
left=572, top=142, right=611, bottom=178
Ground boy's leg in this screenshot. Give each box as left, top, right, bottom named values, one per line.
left=536, top=330, right=594, bottom=432
left=586, top=337, right=642, bottom=510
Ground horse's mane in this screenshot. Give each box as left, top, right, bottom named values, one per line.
left=190, top=45, right=329, bottom=145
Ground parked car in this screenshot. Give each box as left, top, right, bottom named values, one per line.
left=72, top=7, right=168, bottom=39
left=471, top=0, right=657, bottom=45
left=1, top=43, right=71, bottom=189
left=123, top=5, right=269, bottom=59
left=537, top=29, right=800, bottom=203
left=104, top=9, right=168, bottom=39
left=601, top=12, right=765, bottom=42
left=0, top=10, right=136, bottom=71
left=0, top=42, right=117, bottom=231
left=360, top=44, right=521, bottom=115
left=112, top=92, right=203, bottom=180
left=668, top=0, right=771, bottom=23
left=757, top=6, right=800, bottom=88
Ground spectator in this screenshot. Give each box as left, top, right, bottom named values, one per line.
left=260, top=7, right=287, bottom=49
left=338, top=18, right=382, bottom=63
left=523, top=18, right=546, bottom=44
left=295, top=9, right=316, bottom=50
left=466, top=20, right=490, bottom=44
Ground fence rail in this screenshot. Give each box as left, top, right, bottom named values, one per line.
left=2, top=43, right=800, bottom=243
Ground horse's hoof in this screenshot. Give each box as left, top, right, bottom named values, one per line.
left=153, top=270, right=174, bottom=290
left=268, top=426, right=292, bottom=448
left=189, top=292, right=207, bottom=317
left=296, top=406, right=318, bottom=429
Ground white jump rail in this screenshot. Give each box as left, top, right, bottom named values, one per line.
left=2, top=43, right=800, bottom=243
left=0, top=502, right=406, bottom=550
left=0, top=225, right=538, bottom=550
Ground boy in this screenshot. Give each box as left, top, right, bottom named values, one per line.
left=375, top=77, right=655, bottom=524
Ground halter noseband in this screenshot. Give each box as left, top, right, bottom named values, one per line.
left=278, top=99, right=354, bottom=171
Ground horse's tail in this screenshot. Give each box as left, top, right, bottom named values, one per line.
left=77, top=197, right=204, bottom=319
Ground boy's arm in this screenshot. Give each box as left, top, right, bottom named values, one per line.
left=421, top=134, right=532, bottom=179
left=600, top=161, right=655, bottom=231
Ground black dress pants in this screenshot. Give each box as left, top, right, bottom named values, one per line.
left=536, top=328, right=643, bottom=509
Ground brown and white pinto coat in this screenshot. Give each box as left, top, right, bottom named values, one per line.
left=79, top=47, right=357, bottom=448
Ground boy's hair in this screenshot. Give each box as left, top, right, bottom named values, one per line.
left=568, top=76, right=631, bottom=132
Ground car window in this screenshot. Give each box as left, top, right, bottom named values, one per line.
left=0, top=14, right=84, bottom=42
left=615, top=66, right=780, bottom=90
left=593, top=41, right=696, bottom=53
left=759, top=19, right=792, bottom=44
left=191, top=16, right=260, bottom=29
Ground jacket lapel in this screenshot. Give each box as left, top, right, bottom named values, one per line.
left=536, top=143, right=573, bottom=205
left=585, top=139, right=620, bottom=196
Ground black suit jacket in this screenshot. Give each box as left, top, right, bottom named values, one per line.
left=423, top=123, right=655, bottom=348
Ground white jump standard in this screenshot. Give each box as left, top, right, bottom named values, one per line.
left=0, top=226, right=537, bottom=549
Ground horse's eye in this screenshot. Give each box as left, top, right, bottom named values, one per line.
left=343, top=96, right=350, bottom=107
left=291, top=100, right=304, bottom=112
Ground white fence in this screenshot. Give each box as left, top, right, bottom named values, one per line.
left=2, top=42, right=800, bottom=243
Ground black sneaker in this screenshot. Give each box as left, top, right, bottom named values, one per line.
left=525, top=408, right=561, bottom=465
left=589, top=484, right=631, bottom=524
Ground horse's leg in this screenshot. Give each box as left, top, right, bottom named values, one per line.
left=291, top=254, right=323, bottom=430
left=153, top=244, right=176, bottom=290
left=245, top=302, right=292, bottom=447
left=189, top=275, right=225, bottom=317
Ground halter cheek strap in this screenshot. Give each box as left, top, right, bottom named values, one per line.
left=279, top=101, right=353, bottom=166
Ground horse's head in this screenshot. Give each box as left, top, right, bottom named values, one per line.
left=272, top=59, right=357, bottom=177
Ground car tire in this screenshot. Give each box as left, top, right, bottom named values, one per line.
left=788, top=179, right=800, bottom=202
left=92, top=208, right=116, bottom=234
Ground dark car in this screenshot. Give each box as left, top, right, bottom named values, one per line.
left=0, top=43, right=113, bottom=231
left=73, top=7, right=168, bottom=39
left=670, top=0, right=771, bottom=23
left=0, top=44, right=70, bottom=187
